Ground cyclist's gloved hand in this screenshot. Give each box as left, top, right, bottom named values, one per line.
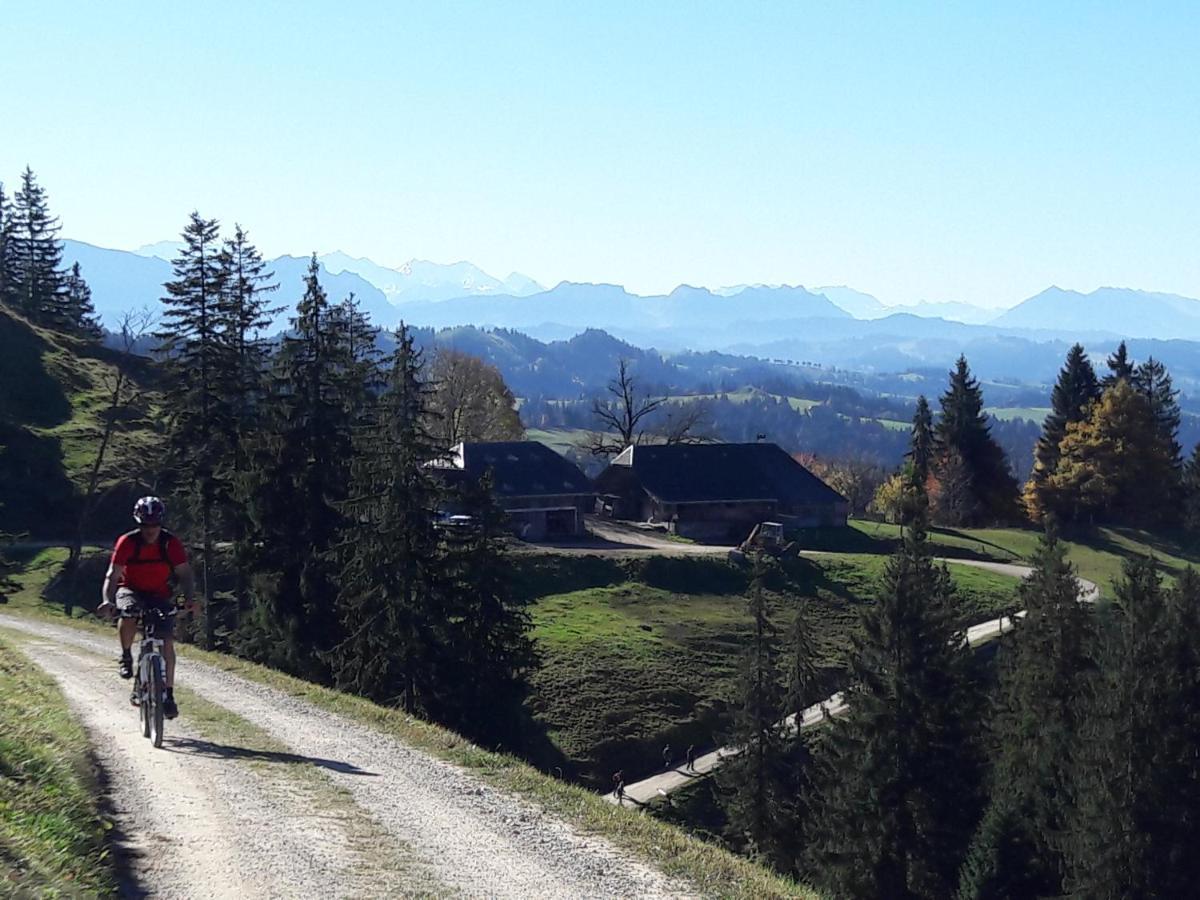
left=96, top=600, right=117, bottom=619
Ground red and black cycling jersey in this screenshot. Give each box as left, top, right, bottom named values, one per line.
left=112, top=530, right=187, bottom=599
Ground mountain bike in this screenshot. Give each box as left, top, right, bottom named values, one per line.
left=131, top=605, right=175, bottom=748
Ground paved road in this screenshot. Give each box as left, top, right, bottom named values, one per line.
left=610, top=559, right=1100, bottom=806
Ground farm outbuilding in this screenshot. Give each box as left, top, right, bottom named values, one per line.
left=429, top=441, right=594, bottom=540
left=594, top=442, right=849, bottom=542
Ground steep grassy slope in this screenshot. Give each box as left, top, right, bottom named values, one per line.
left=0, top=303, right=161, bottom=536
left=517, top=552, right=1020, bottom=787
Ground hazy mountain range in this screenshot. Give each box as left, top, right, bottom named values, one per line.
left=61, top=239, right=1200, bottom=386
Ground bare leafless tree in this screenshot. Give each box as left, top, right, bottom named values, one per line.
left=587, top=358, right=709, bottom=456
left=660, top=400, right=713, bottom=446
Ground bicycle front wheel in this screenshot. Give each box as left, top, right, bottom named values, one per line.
left=149, top=657, right=165, bottom=748
left=140, top=666, right=151, bottom=739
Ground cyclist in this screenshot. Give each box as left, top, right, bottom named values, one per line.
left=98, top=496, right=197, bottom=719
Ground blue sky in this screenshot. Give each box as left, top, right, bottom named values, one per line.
left=3, top=1, right=1198, bottom=306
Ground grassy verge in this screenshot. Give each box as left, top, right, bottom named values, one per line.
left=0, top=635, right=117, bottom=896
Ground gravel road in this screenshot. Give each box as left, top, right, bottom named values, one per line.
left=1, top=615, right=695, bottom=900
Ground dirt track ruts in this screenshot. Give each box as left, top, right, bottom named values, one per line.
left=1, top=615, right=696, bottom=900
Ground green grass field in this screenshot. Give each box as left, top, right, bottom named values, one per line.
left=524, top=427, right=593, bottom=455
left=985, top=406, right=1051, bottom=423
left=519, top=551, right=1020, bottom=788
left=840, top=519, right=1200, bottom=594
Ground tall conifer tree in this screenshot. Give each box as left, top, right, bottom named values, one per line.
left=9, top=168, right=67, bottom=325
left=1033, top=344, right=1099, bottom=480
left=717, top=556, right=791, bottom=867
left=0, top=182, right=15, bottom=308
left=63, top=262, right=101, bottom=337
left=1183, top=443, right=1200, bottom=529
left=243, top=256, right=351, bottom=677
left=908, top=395, right=934, bottom=484
left=436, top=474, right=537, bottom=746
left=1102, top=340, right=1134, bottom=386
left=331, top=324, right=442, bottom=709
left=810, top=525, right=984, bottom=899
left=1132, top=356, right=1182, bottom=470
left=934, top=356, right=1017, bottom=523
left=778, top=596, right=822, bottom=876
left=216, top=225, right=279, bottom=613
left=157, top=212, right=229, bottom=647
left=1062, top=558, right=1195, bottom=898
left=957, top=530, right=1091, bottom=899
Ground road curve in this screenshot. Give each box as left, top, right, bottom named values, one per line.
left=611, top=559, right=1100, bottom=806
left=1, top=615, right=697, bottom=900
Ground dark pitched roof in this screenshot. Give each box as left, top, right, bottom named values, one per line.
left=602, top=442, right=846, bottom=505
left=436, top=441, right=593, bottom=498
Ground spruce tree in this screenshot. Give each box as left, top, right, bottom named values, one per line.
left=436, top=474, right=537, bottom=747
left=1183, top=443, right=1200, bottom=529
left=63, top=262, right=101, bottom=337
left=956, top=530, right=1092, bottom=899
left=243, top=256, right=351, bottom=678
left=329, top=292, right=381, bottom=423
left=9, top=168, right=67, bottom=325
left=778, top=596, right=823, bottom=876
left=1062, top=558, right=1194, bottom=898
left=1102, top=340, right=1134, bottom=386
left=908, top=395, right=934, bottom=485
left=0, top=182, right=15, bottom=308
left=1132, top=356, right=1182, bottom=470
left=1160, top=568, right=1200, bottom=887
left=157, top=212, right=229, bottom=647
left=1033, top=344, right=1099, bottom=480
left=716, top=555, right=791, bottom=868
left=935, top=356, right=1017, bottom=523
left=809, top=524, right=984, bottom=899
left=331, top=324, right=442, bottom=710
left=216, top=225, right=279, bottom=614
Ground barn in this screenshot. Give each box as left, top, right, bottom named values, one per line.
left=429, top=441, right=594, bottom=540
left=594, top=442, right=849, bottom=542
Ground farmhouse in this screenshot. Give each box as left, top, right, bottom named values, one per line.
left=594, top=442, right=849, bottom=542
left=429, top=441, right=594, bottom=540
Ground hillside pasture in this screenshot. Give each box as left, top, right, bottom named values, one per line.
left=519, top=551, right=1020, bottom=788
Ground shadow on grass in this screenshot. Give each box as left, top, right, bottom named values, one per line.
left=164, top=736, right=379, bottom=776
left=930, top=527, right=1026, bottom=561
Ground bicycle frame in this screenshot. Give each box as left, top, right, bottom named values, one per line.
left=133, top=608, right=173, bottom=747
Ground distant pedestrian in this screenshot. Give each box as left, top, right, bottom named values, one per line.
left=612, top=771, right=622, bottom=798
left=662, top=743, right=672, bottom=770
left=616, top=778, right=626, bottom=804
left=685, top=744, right=695, bottom=772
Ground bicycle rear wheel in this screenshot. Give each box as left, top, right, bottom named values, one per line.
left=149, top=657, right=165, bottom=748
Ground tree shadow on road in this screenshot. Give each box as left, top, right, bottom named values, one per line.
left=164, top=737, right=378, bottom=776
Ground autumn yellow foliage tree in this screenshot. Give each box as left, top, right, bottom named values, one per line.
left=1036, top=380, right=1176, bottom=525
